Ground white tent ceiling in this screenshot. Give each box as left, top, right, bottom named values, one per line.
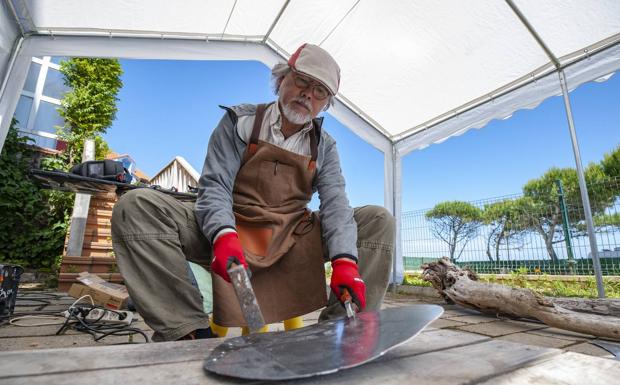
left=1, top=0, right=619, bottom=285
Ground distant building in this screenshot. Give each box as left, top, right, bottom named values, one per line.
left=150, top=156, right=199, bottom=193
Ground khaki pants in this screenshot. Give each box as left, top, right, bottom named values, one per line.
left=111, top=188, right=394, bottom=341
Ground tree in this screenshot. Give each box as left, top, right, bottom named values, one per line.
left=0, top=119, right=70, bottom=269
left=56, top=58, right=122, bottom=168
left=522, top=165, right=616, bottom=261
left=482, top=199, right=528, bottom=262
left=601, top=145, right=620, bottom=180
left=425, top=201, right=482, bottom=262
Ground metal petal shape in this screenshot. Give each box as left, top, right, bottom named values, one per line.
left=204, top=304, right=443, bottom=380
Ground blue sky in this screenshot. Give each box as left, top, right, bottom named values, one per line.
left=105, top=59, right=620, bottom=212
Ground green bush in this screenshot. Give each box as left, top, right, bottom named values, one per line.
left=0, top=120, right=72, bottom=269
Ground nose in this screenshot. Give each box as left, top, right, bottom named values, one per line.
left=299, top=87, right=312, bottom=100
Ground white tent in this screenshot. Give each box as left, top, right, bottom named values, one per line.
left=1, top=0, right=619, bottom=295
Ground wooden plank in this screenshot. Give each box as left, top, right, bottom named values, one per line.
left=0, top=339, right=561, bottom=385
left=0, top=339, right=222, bottom=379
left=0, top=333, right=149, bottom=352
left=0, top=320, right=152, bottom=339
left=0, top=327, right=481, bottom=378
left=475, top=352, right=620, bottom=384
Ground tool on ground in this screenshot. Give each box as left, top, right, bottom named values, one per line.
left=341, top=288, right=356, bottom=319
left=0, top=264, right=23, bottom=318
left=204, top=304, right=444, bottom=380
left=227, top=262, right=265, bottom=333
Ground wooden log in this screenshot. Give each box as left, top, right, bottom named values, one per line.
left=552, top=297, right=620, bottom=318
left=422, top=257, right=620, bottom=341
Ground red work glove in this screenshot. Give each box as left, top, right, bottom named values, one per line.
left=330, top=258, right=366, bottom=311
left=211, top=232, right=249, bottom=283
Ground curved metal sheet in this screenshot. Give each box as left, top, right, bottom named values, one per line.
left=204, top=304, right=443, bottom=380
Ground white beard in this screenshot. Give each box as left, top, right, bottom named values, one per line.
left=280, top=96, right=312, bottom=125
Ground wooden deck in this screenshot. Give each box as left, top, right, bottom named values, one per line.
left=1, top=291, right=619, bottom=384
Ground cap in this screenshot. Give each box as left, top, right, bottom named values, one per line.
left=288, top=43, right=340, bottom=95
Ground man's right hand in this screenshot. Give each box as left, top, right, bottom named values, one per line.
left=211, top=232, right=249, bottom=282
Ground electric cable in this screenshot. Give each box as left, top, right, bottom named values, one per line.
left=2, top=292, right=149, bottom=343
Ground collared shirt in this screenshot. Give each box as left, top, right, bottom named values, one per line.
left=236, top=103, right=313, bottom=156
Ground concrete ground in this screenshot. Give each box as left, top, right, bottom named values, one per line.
left=0, top=287, right=617, bottom=359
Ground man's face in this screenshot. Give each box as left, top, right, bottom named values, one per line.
left=278, top=71, right=331, bottom=125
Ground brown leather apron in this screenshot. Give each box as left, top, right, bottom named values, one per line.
left=212, top=104, right=327, bottom=326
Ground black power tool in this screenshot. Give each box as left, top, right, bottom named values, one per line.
left=0, top=264, right=23, bottom=318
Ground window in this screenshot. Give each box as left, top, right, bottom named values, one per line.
left=33, top=101, right=64, bottom=134
left=23, top=62, right=41, bottom=93
left=31, top=135, right=57, bottom=149
left=43, top=68, right=69, bottom=99
left=13, top=95, right=33, bottom=129
left=50, top=56, right=68, bottom=65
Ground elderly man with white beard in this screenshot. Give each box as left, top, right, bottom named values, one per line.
left=111, top=44, right=395, bottom=341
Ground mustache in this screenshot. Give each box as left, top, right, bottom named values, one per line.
left=290, top=97, right=311, bottom=111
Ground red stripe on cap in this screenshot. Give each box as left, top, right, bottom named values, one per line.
left=288, top=43, right=307, bottom=69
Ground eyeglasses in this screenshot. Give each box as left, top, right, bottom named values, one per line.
left=292, top=73, right=330, bottom=100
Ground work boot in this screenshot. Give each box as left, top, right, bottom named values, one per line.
left=178, top=327, right=218, bottom=340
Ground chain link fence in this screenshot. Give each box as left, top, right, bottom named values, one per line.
left=402, top=177, right=620, bottom=275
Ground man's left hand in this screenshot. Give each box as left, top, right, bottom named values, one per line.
left=329, top=258, right=366, bottom=311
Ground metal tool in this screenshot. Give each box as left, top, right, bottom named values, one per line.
left=340, top=288, right=356, bottom=319
left=227, top=263, right=265, bottom=333
left=204, top=304, right=444, bottom=380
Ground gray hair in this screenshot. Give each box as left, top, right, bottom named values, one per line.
left=270, top=63, right=334, bottom=111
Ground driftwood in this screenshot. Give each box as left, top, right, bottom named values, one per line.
left=422, top=257, right=620, bottom=341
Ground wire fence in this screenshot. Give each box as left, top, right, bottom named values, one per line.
left=402, top=177, right=620, bottom=275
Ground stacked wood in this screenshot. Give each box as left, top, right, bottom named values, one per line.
left=422, top=257, right=620, bottom=341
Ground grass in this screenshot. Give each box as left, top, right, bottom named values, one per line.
left=403, top=269, right=620, bottom=298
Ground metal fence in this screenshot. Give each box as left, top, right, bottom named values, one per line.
left=402, top=177, right=620, bottom=275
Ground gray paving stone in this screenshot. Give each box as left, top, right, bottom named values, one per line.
left=456, top=320, right=546, bottom=337
left=497, top=331, right=576, bottom=349
left=565, top=342, right=615, bottom=358
left=430, top=318, right=468, bottom=329
left=528, top=327, right=594, bottom=341
left=445, top=314, right=499, bottom=324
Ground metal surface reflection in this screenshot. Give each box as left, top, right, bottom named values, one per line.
left=204, top=304, right=443, bottom=380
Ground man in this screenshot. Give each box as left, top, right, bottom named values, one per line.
left=111, top=44, right=394, bottom=341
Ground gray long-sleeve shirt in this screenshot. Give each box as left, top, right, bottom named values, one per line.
left=194, top=103, right=358, bottom=261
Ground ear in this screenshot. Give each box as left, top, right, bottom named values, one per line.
left=322, top=96, right=332, bottom=112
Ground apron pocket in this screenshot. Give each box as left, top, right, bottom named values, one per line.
left=257, top=160, right=294, bottom=206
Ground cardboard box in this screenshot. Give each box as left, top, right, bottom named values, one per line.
left=67, top=272, right=129, bottom=309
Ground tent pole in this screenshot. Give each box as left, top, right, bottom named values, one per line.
left=558, top=70, right=605, bottom=298
left=392, top=147, right=398, bottom=293
left=0, top=38, right=29, bottom=152
left=385, top=145, right=404, bottom=292
left=0, top=36, right=23, bottom=103
left=393, top=149, right=404, bottom=289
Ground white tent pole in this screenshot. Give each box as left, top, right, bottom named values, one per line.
left=393, top=149, right=403, bottom=287
left=558, top=70, right=606, bottom=298
left=0, top=37, right=29, bottom=152
left=384, top=145, right=404, bottom=290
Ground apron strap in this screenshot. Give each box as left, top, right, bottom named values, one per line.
left=248, top=103, right=268, bottom=156
left=307, top=117, right=322, bottom=171
left=308, top=124, right=318, bottom=171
